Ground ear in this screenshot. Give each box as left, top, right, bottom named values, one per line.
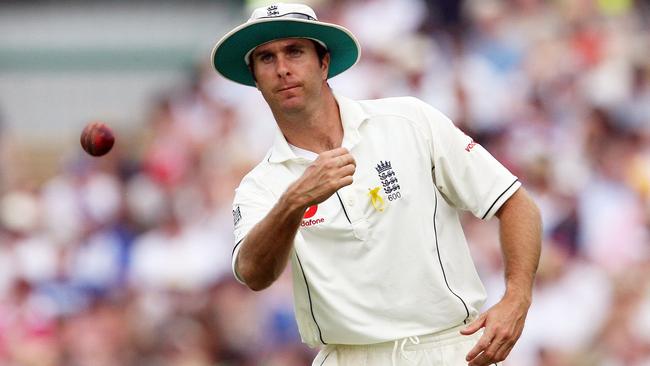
left=321, top=53, right=331, bottom=80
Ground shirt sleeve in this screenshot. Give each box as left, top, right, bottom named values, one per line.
left=414, top=98, right=521, bottom=220
left=231, top=173, right=276, bottom=283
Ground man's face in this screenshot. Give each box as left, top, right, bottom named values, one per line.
left=250, top=38, right=330, bottom=113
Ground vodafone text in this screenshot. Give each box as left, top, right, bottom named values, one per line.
left=301, top=218, right=325, bottom=227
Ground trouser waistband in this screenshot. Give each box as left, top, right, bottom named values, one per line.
left=333, top=322, right=474, bottom=352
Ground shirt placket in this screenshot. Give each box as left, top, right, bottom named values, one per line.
left=337, top=184, right=369, bottom=240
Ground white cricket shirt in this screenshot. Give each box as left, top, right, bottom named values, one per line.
left=231, top=94, right=521, bottom=347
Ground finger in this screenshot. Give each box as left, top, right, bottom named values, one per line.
left=491, top=338, right=515, bottom=363
left=471, top=336, right=505, bottom=366
left=469, top=325, right=520, bottom=366
left=334, top=147, right=349, bottom=156
left=338, top=175, right=353, bottom=188
left=468, top=340, right=511, bottom=366
left=322, top=147, right=349, bottom=158
left=468, top=350, right=493, bottom=366
left=337, top=154, right=355, bottom=168
left=493, top=325, right=523, bottom=362
left=461, top=313, right=486, bottom=335
left=465, top=331, right=493, bottom=362
left=337, top=164, right=356, bottom=177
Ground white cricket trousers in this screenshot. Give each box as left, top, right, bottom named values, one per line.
left=312, top=323, right=497, bottom=366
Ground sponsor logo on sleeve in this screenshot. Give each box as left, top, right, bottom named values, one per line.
left=232, top=206, right=242, bottom=226
left=465, top=139, right=477, bottom=152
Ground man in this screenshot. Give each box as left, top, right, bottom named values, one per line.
left=211, top=3, right=541, bottom=366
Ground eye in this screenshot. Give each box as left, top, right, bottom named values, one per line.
left=259, top=53, right=273, bottom=63
left=288, top=48, right=303, bottom=57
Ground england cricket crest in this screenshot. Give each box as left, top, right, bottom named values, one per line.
left=267, top=4, right=279, bottom=16
left=375, top=160, right=402, bottom=202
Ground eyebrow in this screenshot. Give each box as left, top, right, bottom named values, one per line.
left=252, top=49, right=272, bottom=60
left=284, top=42, right=306, bottom=50
left=252, top=41, right=308, bottom=59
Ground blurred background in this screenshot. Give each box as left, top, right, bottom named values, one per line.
left=0, top=0, right=649, bottom=365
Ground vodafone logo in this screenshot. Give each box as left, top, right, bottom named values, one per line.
left=303, top=205, right=318, bottom=218
left=465, top=140, right=478, bottom=152
left=302, top=205, right=325, bottom=227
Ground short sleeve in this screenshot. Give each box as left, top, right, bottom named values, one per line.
left=414, top=98, right=521, bottom=219
left=231, top=173, right=276, bottom=283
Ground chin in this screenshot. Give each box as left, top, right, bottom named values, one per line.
left=278, top=96, right=306, bottom=112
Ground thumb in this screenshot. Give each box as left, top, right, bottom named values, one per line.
left=460, top=313, right=486, bottom=335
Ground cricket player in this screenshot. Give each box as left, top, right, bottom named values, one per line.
left=211, top=3, right=542, bottom=365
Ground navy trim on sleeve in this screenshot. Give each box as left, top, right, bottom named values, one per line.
left=232, top=238, right=244, bottom=256
left=319, top=350, right=332, bottom=365
left=481, top=179, right=519, bottom=220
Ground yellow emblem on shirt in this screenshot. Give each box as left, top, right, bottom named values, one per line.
left=368, top=186, right=385, bottom=212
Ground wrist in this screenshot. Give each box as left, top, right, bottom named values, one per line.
left=503, top=287, right=533, bottom=308
left=279, top=187, right=310, bottom=216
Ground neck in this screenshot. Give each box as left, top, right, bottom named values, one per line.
left=273, top=86, right=343, bottom=153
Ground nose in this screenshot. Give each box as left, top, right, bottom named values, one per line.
left=275, top=55, right=290, bottom=78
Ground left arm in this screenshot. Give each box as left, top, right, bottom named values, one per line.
left=461, top=187, right=542, bottom=366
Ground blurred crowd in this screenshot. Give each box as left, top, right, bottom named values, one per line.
left=1, top=0, right=650, bottom=365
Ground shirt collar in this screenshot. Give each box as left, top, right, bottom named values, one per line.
left=267, top=93, right=370, bottom=164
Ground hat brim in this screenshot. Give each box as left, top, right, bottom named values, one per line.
left=212, top=18, right=360, bottom=87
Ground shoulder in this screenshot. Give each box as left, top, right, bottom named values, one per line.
left=356, top=95, right=421, bottom=114
left=235, top=152, right=275, bottom=195
left=357, top=96, right=448, bottom=121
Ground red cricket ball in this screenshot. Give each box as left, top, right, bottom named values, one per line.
left=80, top=122, right=115, bottom=157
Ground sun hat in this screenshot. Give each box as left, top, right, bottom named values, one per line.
left=211, top=3, right=361, bottom=87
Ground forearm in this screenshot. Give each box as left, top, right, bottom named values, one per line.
left=237, top=191, right=306, bottom=291
left=496, top=188, right=542, bottom=305
left=463, top=188, right=541, bottom=365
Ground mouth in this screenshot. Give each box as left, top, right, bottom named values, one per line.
left=277, top=85, right=301, bottom=92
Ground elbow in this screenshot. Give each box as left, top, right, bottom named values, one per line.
left=247, top=280, right=272, bottom=292
left=237, top=262, right=275, bottom=291
left=244, top=276, right=275, bottom=291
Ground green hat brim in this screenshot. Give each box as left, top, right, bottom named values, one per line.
left=212, top=18, right=360, bottom=87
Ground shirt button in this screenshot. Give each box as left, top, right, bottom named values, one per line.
left=346, top=196, right=356, bottom=206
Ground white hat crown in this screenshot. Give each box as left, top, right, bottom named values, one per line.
left=249, top=3, right=318, bottom=22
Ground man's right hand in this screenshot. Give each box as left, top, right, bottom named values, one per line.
left=236, top=147, right=355, bottom=291
left=287, top=147, right=356, bottom=209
